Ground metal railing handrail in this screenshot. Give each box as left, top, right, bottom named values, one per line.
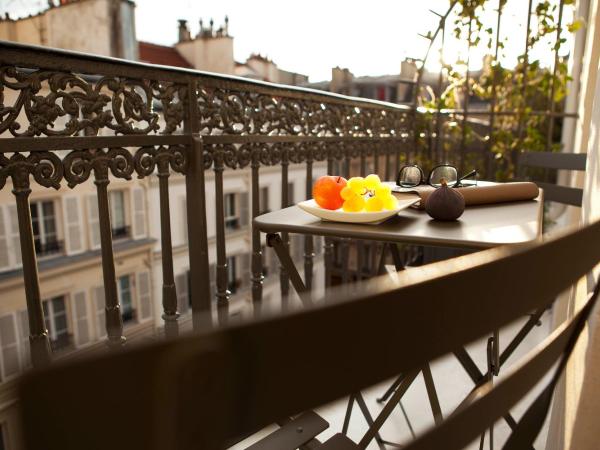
left=0, top=39, right=415, bottom=369
left=0, top=40, right=413, bottom=113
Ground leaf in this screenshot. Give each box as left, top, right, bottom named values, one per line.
left=567, top=20, right=583, bottom=33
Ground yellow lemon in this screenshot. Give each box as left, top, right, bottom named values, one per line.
left=347, top=177, right=366, bottom=195
left=365, top=196, right=384, bottom=212
left=374, top=185, right=392, bottom=198
left=342, top=195, right=365, bottom=212
left=364, top=174, right=382, bottom=191
left=340, top=186, right=355, bottom=201
left=383, top=195, right=398, bottom=210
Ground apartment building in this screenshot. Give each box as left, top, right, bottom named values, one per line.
left=149, top=165, right=327, bottom=327
left=0, top=3, right=323, bottom=447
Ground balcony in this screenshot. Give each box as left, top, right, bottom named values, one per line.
left=0, top=4, right=599, bottom=446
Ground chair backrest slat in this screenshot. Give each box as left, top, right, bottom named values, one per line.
left=518, top=151, right=587, bottom=207
left=216, top=220, right=600, bottom=436
left=519, top=152, right=587, bottom=171
left=536, top=182, right=583, bottom=207
left=18, top=220, right=600, bottom=449
left=404, top=284, right=599, bottom=450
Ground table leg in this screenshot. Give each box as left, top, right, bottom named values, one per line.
left=376, top=374, right=404, bottom=403
left=358, top=370, right=419, bottom=449
left=355, top=393, right=386, bottom=450
left=422, top=363, right=443, bottom=425
left=267, top=233, right=311, bottom=306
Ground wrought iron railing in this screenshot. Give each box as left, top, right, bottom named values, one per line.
left=0, top=40, right=415, bottom=368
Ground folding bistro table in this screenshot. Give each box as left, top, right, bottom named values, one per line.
left=254, top=193, right=544, bottom=447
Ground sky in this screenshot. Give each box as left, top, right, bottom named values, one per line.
left=3, top=0, right=574, bottom=83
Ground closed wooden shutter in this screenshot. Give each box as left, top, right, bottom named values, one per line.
left=63, top=196, right=84, bottom=254
left=17, top=310, right=30, bottom=369
left=132, top=187, right=147, bottom=239
left=0, top=314, right=21, bottom=380
left=239, top=192, right=249, bottom=227
left=136, top=271, right=152, bottom=321
left=175, top=272, right=189, bottom=315
left=0, top=207, right=9, bottom=270
left=315, top=236, right=323, bottom=255
left=87, top=194, right=101, bottom=250
left=93, top=286, right=106, bottom=339
left=181, top=196, right=188, bottom=244
left=72, top=291, right=90, bottom=347
left=7, top=204, right=21, bottom=267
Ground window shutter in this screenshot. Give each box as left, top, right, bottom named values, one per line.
left=239, top=193, right=249, bottom=227
left=7, top=204, right=21, bottom=267
left=181, top=196, right=188, bottom=244
left=87, top=194, right=101, bottom=250
left=136, top=271, right=152, bottom=321
left=315, top=236, right=323, bottom=255
left=17, top=310, right=30, bottom=369
left=72, top=291, right=90, bottom=347
left=0, top=314, right=21, bottom=380
left=0, top=207, right=9, bottom=270
left=63, top=196, right=84, bottom=255
left=175, top=272, right=189, bottom=315
left=240, top=253, right=251, bottom=286
left=93, top=286, right=106, bottom=339
left=209, top=263, right=216, bottom=301
left=132, top=187, right=147, bottom=239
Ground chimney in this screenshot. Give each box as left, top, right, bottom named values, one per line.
left=224, top=15, right=229, bottom=36
left=178, top=19, right=191, bottom=42
left=400, top=58, right=418, bottom=81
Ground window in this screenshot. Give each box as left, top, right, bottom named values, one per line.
left=224, top=194, right=239, bottom=230
left=226, top=256, right=237, bottom=293
left=30, top=200, right=61, bottom=256
left=0, top=314, right=20, bottom=380
left=260, top=186, right=270, bottom=214
left=110, top=191, right=129, bottom=239
left=118, top=275, right=134, bottom=323
left=43, top=296, right=70, bottom=351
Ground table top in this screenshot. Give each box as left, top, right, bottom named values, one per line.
left=254, top=195, right=544, bottom=250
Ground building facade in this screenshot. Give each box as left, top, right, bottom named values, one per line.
left=0, top=1, right=320, bottom=448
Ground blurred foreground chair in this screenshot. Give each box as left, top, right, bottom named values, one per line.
left=19, top=220, right=600, bottom=450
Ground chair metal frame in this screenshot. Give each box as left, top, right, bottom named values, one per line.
left=18, top=220, right=600, bottom=450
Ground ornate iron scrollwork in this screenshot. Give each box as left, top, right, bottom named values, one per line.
left=0, top=151, right=63, bottom=191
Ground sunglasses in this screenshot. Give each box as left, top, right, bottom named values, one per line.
left=396, top=164, right=478, bottom=188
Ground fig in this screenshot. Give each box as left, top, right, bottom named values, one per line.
left=425, top=178, right=465, bottom=221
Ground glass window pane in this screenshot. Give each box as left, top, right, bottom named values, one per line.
left=42, top=201, right=55, bottom=217
left=54, top=314, right=68, bottom=333
left=111, top=191, right=125, bottom=228
left=30, top=203, right=40, bottom=237
left=52, top=297, right=65, bottom=313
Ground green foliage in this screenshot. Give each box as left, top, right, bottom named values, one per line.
left=418, top=0, right=579, bottom=180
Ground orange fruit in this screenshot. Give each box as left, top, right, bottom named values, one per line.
left=312, top=175, right=347, bottom=210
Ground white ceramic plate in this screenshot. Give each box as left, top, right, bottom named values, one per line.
left=297, top=195, right=420, bottom=224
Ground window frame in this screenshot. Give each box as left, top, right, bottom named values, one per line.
left=109, top=190, right=129, bottom=239
left=42, top=295, right=70, bottom=352
left=30, top=199, right=61, bottom=257
left=224, top=193, right=239, bottom=230
left=226, top=255, right=238, bottom=293
left=117, top=274, right=135, bottom=323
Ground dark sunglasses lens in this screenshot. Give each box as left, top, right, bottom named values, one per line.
left=430, top=166, right=458, bottom=187
left=399, top=166, right=422, bottom=187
